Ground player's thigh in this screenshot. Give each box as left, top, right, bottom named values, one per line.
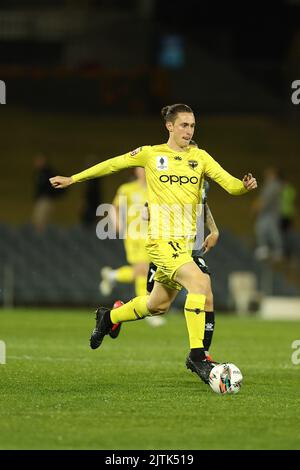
left=133, top=261, right=149, bottom=277
left=147, top=281, right=178, bottom=313
left=174, top=261, right=210, bottom=293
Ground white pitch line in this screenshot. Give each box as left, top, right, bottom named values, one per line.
left=7, top=355, right=94, bottom=363
left=6, top=356, right=297, bottom=369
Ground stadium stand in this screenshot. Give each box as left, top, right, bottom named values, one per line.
left=0, top=223, right=298, bottom=310
left=1, top=112, right=299, bottom=310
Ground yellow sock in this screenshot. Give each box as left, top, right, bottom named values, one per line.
left=135, top=275, right=147, bottom=297
left=184, top=293, right=206, bottom=349
left=110, top=295, right=150, bottom=323
left=115, top=265, right=134, bottom=283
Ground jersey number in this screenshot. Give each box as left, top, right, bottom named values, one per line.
left=148, top=268, right=156, bottom=283
left=168, top=241, right=181, bottom=252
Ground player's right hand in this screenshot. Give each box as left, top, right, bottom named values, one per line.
left=202, top=232, right=219, bottom=253
left=49, top=176, right=73, bottom=189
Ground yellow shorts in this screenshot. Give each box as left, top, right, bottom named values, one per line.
left=125, top=238, right=150, bottom=265
left=145, top=238, right=194, bottom=291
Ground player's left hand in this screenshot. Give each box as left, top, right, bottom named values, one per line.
left=242, top=173, right=257, bottom=191
left=202, top=232, right=219, bottom=254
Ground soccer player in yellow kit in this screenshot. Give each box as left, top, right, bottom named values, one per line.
left=50, top=103, right=257, bottom=385
left=145, top=140, right=220, bottom=361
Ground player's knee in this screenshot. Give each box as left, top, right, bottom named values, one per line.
left=186, top=277, right=208, bottom=294
left=176, top=265, right=209, bottom=294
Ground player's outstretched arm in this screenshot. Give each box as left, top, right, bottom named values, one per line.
left=50, top=176, right=73, bottom=189
left=203, top=151, right=258, bottom=195
left=50, top=146, right=149, bottom=188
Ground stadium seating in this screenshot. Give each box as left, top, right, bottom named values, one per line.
left=0, top=223, right=298, bottom=310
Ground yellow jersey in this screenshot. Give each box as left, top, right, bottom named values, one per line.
left=72, top=144, right=247, bottom=239
left=112, top=179, right=148, bottom=241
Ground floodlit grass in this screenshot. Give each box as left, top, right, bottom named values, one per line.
left=0, top=309, right=299, bottom=450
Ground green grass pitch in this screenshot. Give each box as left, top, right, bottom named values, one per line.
left=0, top=309, right=300, bottom=450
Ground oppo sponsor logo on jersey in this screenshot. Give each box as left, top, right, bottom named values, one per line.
left=159, top=174, right=199, bottom=185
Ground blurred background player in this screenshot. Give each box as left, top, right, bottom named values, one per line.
left=80, top=155, right=102, bottom=227
left=32, top=153, right=65, bottom=233
left=279, top=171, right=297, bottom=261
left=145, top=140, right=219, bottom=361
left=254, top=167, right=283, bottom=262
left=100, top=167, right=165, bottom=327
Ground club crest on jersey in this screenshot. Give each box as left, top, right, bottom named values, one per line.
left=130, top=147, right=142, bottom=156
left=188, top=160, right=198, bottom=170
left=156, top=156, right=168, bottom=170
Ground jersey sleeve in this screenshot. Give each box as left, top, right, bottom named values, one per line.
left=71, top=146, right=149, bottom=183
left=201, top=150, right=247, bottom=196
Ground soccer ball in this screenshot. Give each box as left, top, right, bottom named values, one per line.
left=209, top=363, right=243, bottom=394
